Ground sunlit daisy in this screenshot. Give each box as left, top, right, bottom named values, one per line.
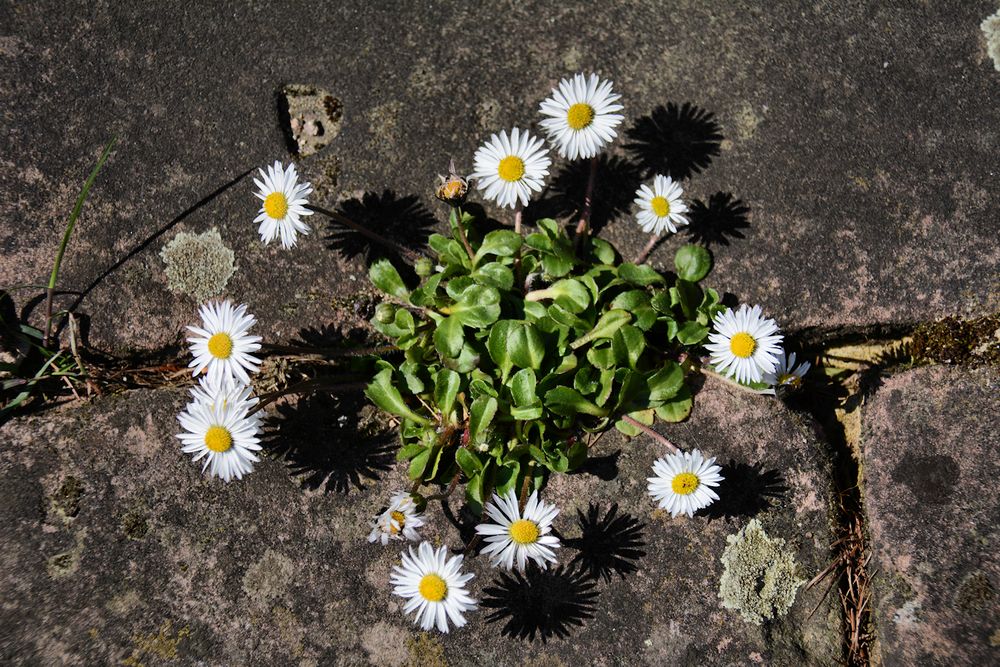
left=253, top=160, right=313, bottom=248
left=538, top=72, right=624, bottom=160
left=390, top=542, right=477, bottom=633
left=368, top=491, right=425, bottom=545
left=634, top=174, right=690, bottom=234
left=763, top=350, right=811, bottom=388
left=476, top=490, right=560, bottom=571
left=648, top=449, right=724, bottom=518
left=471, top=128, right=551, bottom=209
left=176, top=381, right=262, bottom=482
left=705, top=304, right=784, bottom=385
left=187, top=300, right=262, bottom=387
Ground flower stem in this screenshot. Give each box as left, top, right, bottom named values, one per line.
left=573, top=156, right=599, bottom=253
left=633, top=232, right=662, bottom=265
left=621, top=415, right=679, bottom=453
left=306, top=203, right=421, bottom=264
left=452, top=204, right=476, bottom=263
left=513, top=202, right=523, bottom=235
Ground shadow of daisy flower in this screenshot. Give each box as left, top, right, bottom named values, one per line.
left=684, top=192, right=751, bottom=248
left=696, top=460, right=787, bottom=521
left=481, top=564, right=599, bottom=642
left=624, top=102, right=723, bottom=180
left=325, top=190, right=435, bottom=266
left=563, top=503, right=646, bottom=583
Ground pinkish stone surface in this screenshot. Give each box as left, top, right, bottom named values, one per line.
left=0, top=379, right=840, bottom=664
left=861, top=365, right=1000, bottom=665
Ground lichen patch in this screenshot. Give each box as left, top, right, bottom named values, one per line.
left=159, top=228, right=235, bottom=301
left=718, top=519, right=803, bottom=625
left=982, top=10, right=1000, bottom=72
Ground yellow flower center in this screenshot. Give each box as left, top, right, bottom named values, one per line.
left=389, top=510, right=406, bottom=534
left=207, top=332, right=234, bottom=359
left=671, top=472, right=700, bottom=495
left=650, top=196, right=670, bottom=217
left=567, top=103, right=595, bottom=130
left=729, top=332, right=757, bottom=359
left=264, top=192, right=289, bottom=219
left=508, top=519, right=540, bottom=545
left=204, top=425, right=233, bottom=453
left=497, top=156, right=525, bottom=182
left=418, top=574, right=448, bottom=602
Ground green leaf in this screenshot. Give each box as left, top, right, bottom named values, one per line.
left=469, top=395, right=498, bottom=443
left=676, top=320, right=709, bottom=345
left=450, top=285, right=501, bottom=327
left=648, top=362, right=685, bottom=403
left=487, top=320, right=517, bottom=380
left=618, top=262, right=665, bottom=286
left=472, top=262, right=514, bottom=290
left=433, top=315, right=464, bottom=358
left=408, top=447, right=432, bottom=480
left=611, top=290, right=651, bottom=311
left=544, top=386, right=609, bottom=418
left=527, top=279, right=590, bottom=313
left=672, top=279, right=702, bottom=320
left=510, top=368, right=538, bottom=406
left=586, top=345, right=616, bottom=370
left=456, top=449, right=484, bottom=478
left=674, top=244, right=712, bottom=282
left=590, top=237, right=616, bottom=264
left=369, top=259, right=409, bottom=299
left=397, top=443, right=425, bottom=462
left=547, top=303, right=590, bottom=332
left=494, top=460, right=521, bottom=495
left=475, top=230, right=522, bottom=263
left=615, top=408, right=654, bottom=436
left=541, top=253, right=574, bottom=277
left=508, top=323, right=546, bottom=370
left=570, top=309, right=632, bottom=350
left=573, top=367, right=599, bottom=395
left=434, top=369, right=461, bottom=418
left=465, top=472, right=485, bottom=515
left=612, top=325, right=646, bottom=369
left=365, top=368, right=429, bottom=424
left=655, top=384, right=693, bottom=422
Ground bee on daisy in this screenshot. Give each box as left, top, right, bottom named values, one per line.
left=176, top=380, right=263, bottom=482
left=368, top=491, right=425, bottom=545
left=539, top=72, right=624, bottom=160
left=470, top=128, right=551, bottom=209
left=705, top=304, right=784, bottom=385
left=253, top=160, right=314, bottom=248
left=187, top=300, right=262, bottom=387
left=476, top=490, right=561, bottom=571
left=634, top=174, right=689, bottom=235
left=390, top=542, right=477, bottom=633
left=648, top=449, right=724, bottom=518
left=763, top=350, right=811, bottom=389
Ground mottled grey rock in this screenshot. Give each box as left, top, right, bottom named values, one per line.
left=861, top=365, right=1000, bottom=665
left=0, top=379, right=840, bottom=665
left=1, top=2, right=998, bottom=354
left=282, top=84, right=344, bottom=157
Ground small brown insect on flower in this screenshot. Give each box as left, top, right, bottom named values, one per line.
left=435, top=158, right=469, bottom=205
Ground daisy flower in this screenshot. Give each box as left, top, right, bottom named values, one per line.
left=368, top=491, right=425, bottom=545
left=470, top=128, right=551, bottom=209
left=187, top=300, right=262, bottom=387
left=538, top=72, right=624, bottom=160
left=476, top=490, right=560, bottom=571
left=763, top=350, right=811, bottom=388
left=176, top=381, right=263, bottom=482
left=705, top=304, right=784, bottom=385
left=634, top=174, right=690, bottom=234
left=648, top=449, right=724, bottom=518
left=390, top=542, right=477, bottom=633
left=253, top=160, right=313, bottom=248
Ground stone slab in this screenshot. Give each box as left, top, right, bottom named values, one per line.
left=2, top=1, right=999, bottom=354
left=0, top=379, right=840, bottom=665
left=861, top=365, right=1000, bottom=665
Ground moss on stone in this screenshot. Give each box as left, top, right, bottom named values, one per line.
left=718, top=519, right=804, bottom=625
left=159, top=228, right=235, bottom=301
left=911, top=314, right=1000, bottom=366
left=406, top=633, right=446, bottom=667
left=52, top=475, right=83, bottom=518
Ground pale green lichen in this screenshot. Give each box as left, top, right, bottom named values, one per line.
left=719, top=519, right=804, bottom=625
left=160, top=228, right=235, bottom=301
left=983, top=10, right=1000, bottom=72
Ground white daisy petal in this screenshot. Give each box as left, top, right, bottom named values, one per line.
left=474, top=490, right=561, bottom=571
left=390, top=542, right=477, bottom=633
left=176, top=381, right=262, bottom=482
left=762, top=350, right=811, bottom=388
left=538, top=73, right=624, bottom=160
left=253, top=161, right=313, bottom=248
left=368, top=491, right=426, bottom=545
left=633, top=174, right=689, bottom=236
left=187, top=300, right=262, bottom=387
left=707, top=304, right=784, bottom=386
left=471, top=128, right=551, bottom=209
left=647, top=449, right=724, bottom=517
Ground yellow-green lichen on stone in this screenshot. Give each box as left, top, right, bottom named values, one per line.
left=160, top=228, right=235, bottom=301
left=982, top=9, right=1000, bottom=72
left=718, top=519, right=804, bottom=625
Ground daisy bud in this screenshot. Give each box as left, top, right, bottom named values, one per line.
left=374, top=303, right=397, bottom=324
left=414, top=257, right=434, bottom=277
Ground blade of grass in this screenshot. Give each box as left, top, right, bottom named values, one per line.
left=44, top=137, right=117, bottom=347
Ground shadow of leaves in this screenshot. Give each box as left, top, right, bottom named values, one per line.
left=481, top=564, right=599, bottom=642
left=684, top=192, right=750, bottom=248
left=697, top=460, right=787, bottom=521
left=326, top=190, right=434, bottom=266
left=624, top=102, right=723, bottom=180
left=563, top=503, right=646, bottom=583
left=262, top=393, right=395, bottom=494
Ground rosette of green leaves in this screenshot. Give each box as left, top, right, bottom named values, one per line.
left=366, top=210, right=725, bottom=514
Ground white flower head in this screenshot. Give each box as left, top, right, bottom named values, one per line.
left=390, top=541, right=477, bottom=633
left=763, top=350, right=811, bottom=388
left=634, top=174, right=689, bottom=234
left=471, top=128, right=551, bottom=209
left=368, top=491, right=425, bottom=545
left=538, top=72, right=624, bottom=160
left=176, top=381, right=263, bottom=482
left=705, top=304, right=784, bottom=385
left=187, top=300, right=262, bottom=387
left=476, top=490, right=560, bottom=571
left=648, top=449, right=724, bottom=518
left=253, top=160, right=313, bottom=248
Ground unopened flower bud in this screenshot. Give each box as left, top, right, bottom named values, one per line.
left=414, top=257, right=434, bottom=277
left=374, top=302, right=397, bottom=324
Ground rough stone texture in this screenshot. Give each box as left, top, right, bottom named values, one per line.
left=0, top=380, right=839, bottom=665
left=861, top=365, right=1000, bottom=665
left=2, top=1, right=999, bottom=354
